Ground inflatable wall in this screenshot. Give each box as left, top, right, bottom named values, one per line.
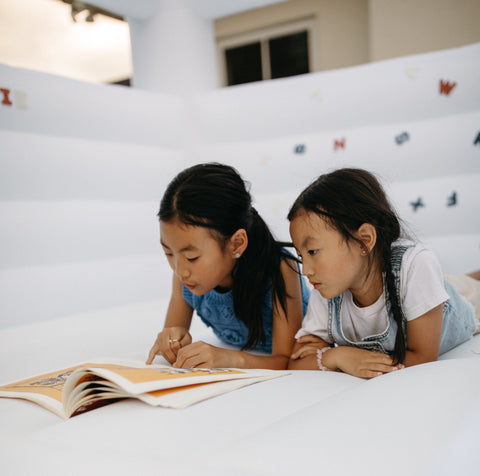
left=1, top=42, right=479, bottom=327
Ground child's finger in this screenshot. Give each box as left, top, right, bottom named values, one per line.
left=179, top=332, right=192, bottom=347
left=291, top=345, right=317, bottom=360
left=291, top=348, right=307, bottom=359
left=291, top=347, right=307, bottom=359
left=365, top=361, right=403, bottom=375
left=170, top=340, right=181, bottom=353
left=146, top=345, right=160, bottom=365
left=162, top=342, right=178, bottom=364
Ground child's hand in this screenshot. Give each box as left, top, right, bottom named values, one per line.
left=146, top=327, right=192, bottom=365
left=290, top=334, right=326, bottom=360
left=173, top=341, right=234, bottom=369
left=324, top=346, right=404, bottom=379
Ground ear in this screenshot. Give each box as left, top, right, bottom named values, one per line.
left=355, top=223, right=377, bottom=255
left=229, top=229, right=248, bottom=259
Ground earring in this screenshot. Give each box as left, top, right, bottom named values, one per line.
left=362, top=250, right=367, bottom=255
left=235, top=253, right=241, bottom=259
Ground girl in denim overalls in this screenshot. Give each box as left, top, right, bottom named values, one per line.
left=288, top=168, right=479, bottom=378
left=146, top=163, right=309, bottom=370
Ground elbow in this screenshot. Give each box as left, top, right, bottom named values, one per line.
left=287, top=355, right=303, bottom=370
left=271, top=354, right=290, bottom=370
left=404, top=349, right=439, bottom=367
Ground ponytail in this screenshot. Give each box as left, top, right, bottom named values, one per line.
left=233, top=207, right=289, bottom=349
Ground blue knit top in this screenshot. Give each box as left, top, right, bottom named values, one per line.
left=182, top=268, right=310, bottom=353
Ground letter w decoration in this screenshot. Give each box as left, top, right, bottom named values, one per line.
left=439, top=80, right=457, bottom=96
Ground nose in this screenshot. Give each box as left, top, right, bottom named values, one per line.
left=301, top=260, right=312, bottom=278
left=174, top=259, right=190, bottom=280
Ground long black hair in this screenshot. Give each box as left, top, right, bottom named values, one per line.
left=288, top=168, right=407, bottom=364
left=159, top=162, right=290, bottom=350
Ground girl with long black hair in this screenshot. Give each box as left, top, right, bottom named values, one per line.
left=288, top=168, right=479, bottom=378
left=146, top=163, right=310, bottom=369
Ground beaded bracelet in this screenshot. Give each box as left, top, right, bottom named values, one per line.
left=316, top=346, right=333, bottom=371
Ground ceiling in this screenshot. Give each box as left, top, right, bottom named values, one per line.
left=85, top=0, right=287, bottom=20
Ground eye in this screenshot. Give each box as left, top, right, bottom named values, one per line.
left=164, top=251, right=173, bottom=258
left=307, top=249, right=318, bottom=256
left=187, top=257, right=199, bottom=262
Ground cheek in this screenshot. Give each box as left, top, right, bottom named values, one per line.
left=165, top=256, right=175, bottom=270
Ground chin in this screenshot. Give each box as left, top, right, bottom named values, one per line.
left=189, top=287, right=206, bottom=296
left=317, top=288, right=339, bottom=300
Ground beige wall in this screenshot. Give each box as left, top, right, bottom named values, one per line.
left=215, top=0, right=369, bottom=72
left=215, top=0, right=480, bottom=73
left=369, top=0, right=480, bottom=61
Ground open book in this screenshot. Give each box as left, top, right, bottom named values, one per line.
left=0, top=359, right=290, bottom=419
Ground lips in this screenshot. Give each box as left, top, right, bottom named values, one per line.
left=183, top=283, right=196, bottom=291
left=310, top=281, right=322, bottom=289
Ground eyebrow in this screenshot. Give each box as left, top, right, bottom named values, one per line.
left=300, top=237, right=316, bottom=248
left=160, top=240, right=198, bottom=253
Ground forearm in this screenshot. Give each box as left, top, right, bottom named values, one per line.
left=163, top=275, right=193, bottom=329
left=402, top=304, right=443, bottom=367
left=300, top=346, right=402, bottom=379
left=288, top=353, right=318, bottom=370
left=230, top=350, right=290, bottom=370
left=163, top=312, right=192, bottom=330
left=402, top=349, right=439, bottom=368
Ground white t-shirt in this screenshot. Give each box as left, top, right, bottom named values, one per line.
left=296, top=241, right=449, bottom=344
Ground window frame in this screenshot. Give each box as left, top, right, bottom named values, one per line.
left=217, top=17, right=317, bottom=87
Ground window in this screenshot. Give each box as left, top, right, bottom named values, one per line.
left=269, top=31, right=309, bottom=79
left=225, top=42, right=263, bottom=85
left=218, top=19, right=315, bottom=87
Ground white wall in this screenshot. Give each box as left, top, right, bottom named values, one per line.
left=193, top=44, right=480, bottom=264
left=0, top=65, right=193, bottom=327
left=1, top=43, right=479, bottom=328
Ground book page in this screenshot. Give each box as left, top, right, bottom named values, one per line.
left=0, top=364, right=87, bottom=418
left=137, top=373, right=289, bottom=409
left=0, top=359, right=291, bottom=418
left=76, top=362, right=270, bottom=395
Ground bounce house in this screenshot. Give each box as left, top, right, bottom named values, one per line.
left=0, top=1, right=479, bottom=474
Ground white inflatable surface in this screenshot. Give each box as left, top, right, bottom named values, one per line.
left=0, top=304, right=479, bottom=476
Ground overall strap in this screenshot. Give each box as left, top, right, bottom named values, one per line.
left=327, top=296, right=343, bottom=343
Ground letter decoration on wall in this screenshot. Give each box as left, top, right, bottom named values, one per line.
left=474, top=131, right=480, bottom=146
left=294, top=144, right=306, bottom=154
left=447, top=191, right=457, bottom=207
left=407, top=192, right=461, bottom=213
left=13, top=90, right=28, bottom=109
left=0, top=87, right=28, bottom=108
left=405, top=67, right=420, bottom=79
left=410, top=197, right=425, bottom=212
left=0, top=88, right=12, bottom=106
left=333, top=138, right=346, bottom=151
left=395, top=131, right=410, bottom=145
left=439, top=79, right=457, bottom=96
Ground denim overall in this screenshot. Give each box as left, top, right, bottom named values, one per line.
left=327, top=245, right=477, bottom=355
